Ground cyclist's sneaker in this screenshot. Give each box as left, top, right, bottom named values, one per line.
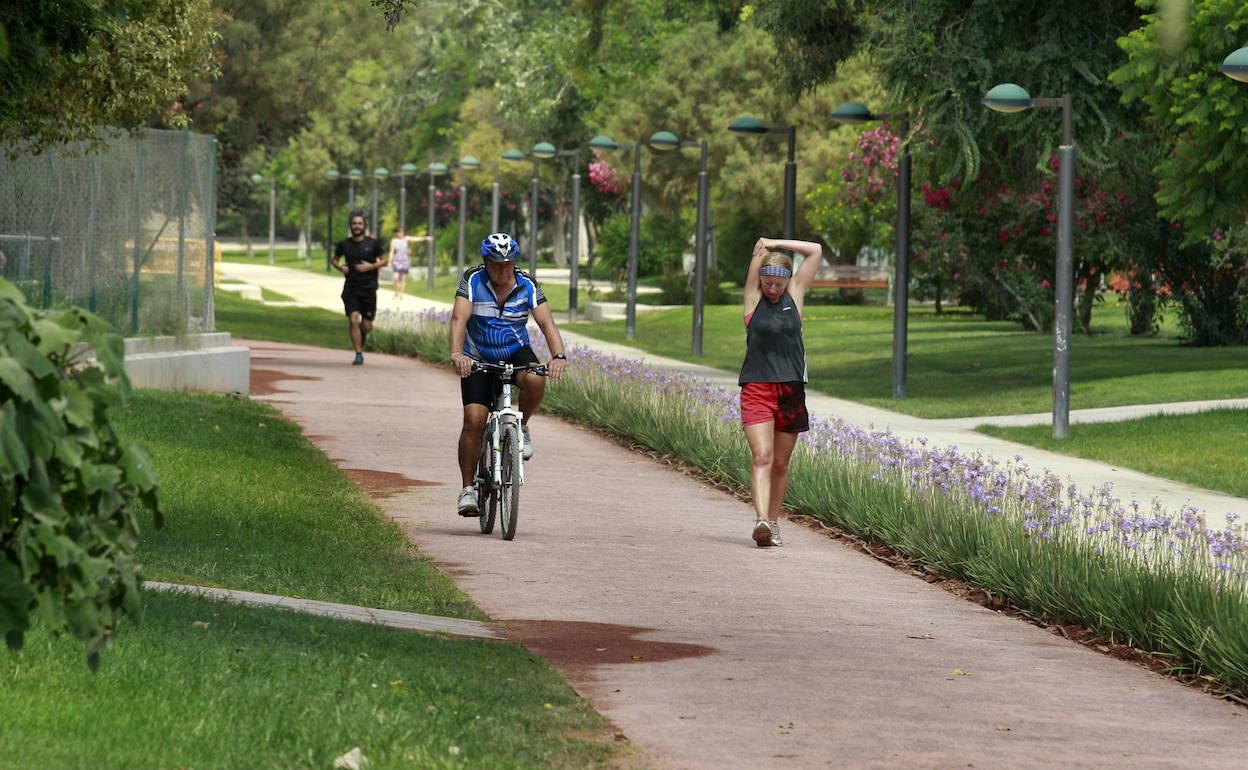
left=521, top=424, right=534, bottom=461
left=769, top=520, right=783, bottom=547
left=352, top=352, right=364, bottom=366
left=456, top=485, right=479, bottom=516
left=752, top=518, right=773, bottom=547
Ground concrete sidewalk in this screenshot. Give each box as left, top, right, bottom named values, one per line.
left=243, top=339, right=1246, bottom=769
left=220, top=262, right=1248, bottom=530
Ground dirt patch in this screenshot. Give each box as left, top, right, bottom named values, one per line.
left=505, top=619, right=716, bottom=681
left=344, top=468, right=441, bottom=499
left=436, top=560, right=475, bottom=579
left=250, top=367, right=321, bottom=396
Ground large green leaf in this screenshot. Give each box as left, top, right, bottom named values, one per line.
left=0, top=402, right=31, bottom=478
left=120, top=445, right=159, bottom=492
left=0, top=558, right=34, bottom=633
left=31, top=318, right=81, bottom=357
left=0, top=357, right=37, bottom=403
left=5, top=330, right=56, bottom=380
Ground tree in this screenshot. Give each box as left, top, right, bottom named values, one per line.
left=1110, top=0, right=1248, bottom=344
left=0, top=0, right=217, bottom=152
left=1111, top=0, right=1248, bottom=237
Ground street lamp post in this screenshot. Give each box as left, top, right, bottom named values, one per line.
left=648, top=131, right=711, bottom=356
left=831, top=101, right=912, bottom=398
left=250, top=172, right=277, bottom=265
left=398, top=163, right=418, bottom=233
left=426, top=162, right=449, bottom=292
left=324, top=169, right=340, bottom=271
left=983, top=83, right=1075, bottom=439
left=456, top=156, right=481, bottom=275
left=583, top=135, right=660, bottom=339
left=347, top=168, right=363, bottom=208
left=728, top=116, right=798, bottom=239
left=530, top=143, right=588, bottom=319
left=370, top=167, right=389, bottom=237
left=490, top=162, right=502, bottom=232
left=499, top=147, right=529, bottom=245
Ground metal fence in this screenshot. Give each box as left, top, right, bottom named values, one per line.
left=0, top=128, right=217, bottom=335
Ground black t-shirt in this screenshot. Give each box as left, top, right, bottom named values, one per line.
left=335, top=236, right=385, bottom=291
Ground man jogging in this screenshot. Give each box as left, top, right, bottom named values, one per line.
left=331, top=210, right=387, bottom=365
left=449, top=233, right=567, bottom=515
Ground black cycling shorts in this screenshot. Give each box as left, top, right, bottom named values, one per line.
left=342, top=288, right=377, bottom=321
left=461, top=346, right=540, bottom=408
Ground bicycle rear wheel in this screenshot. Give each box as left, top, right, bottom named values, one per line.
left=476, top=440, right=496, bottom=534
left=499, top=423, right=522, bottom=540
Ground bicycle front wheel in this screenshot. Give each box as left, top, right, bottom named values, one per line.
left=476, top=439, right=496, bottom=535
left=499, top=423, right=522, bottom=541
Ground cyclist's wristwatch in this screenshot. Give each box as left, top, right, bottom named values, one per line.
left=551, top=353, right=567, bottom=360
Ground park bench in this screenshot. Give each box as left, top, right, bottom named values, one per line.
left=809, top=264, right=891, bottom=290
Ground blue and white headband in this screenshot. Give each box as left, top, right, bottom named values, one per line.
left=760, top=265, right=792, bottom=278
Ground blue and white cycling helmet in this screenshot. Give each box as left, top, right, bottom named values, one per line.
left=480, top=232, right=523, bottom=263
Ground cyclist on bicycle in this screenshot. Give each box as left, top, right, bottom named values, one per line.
left=450, top=233, right=567, bottom=515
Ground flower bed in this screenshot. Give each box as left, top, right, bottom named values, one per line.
left=373, top=309, right=1248, bottom=694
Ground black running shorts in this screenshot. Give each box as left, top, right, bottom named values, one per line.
left=461, top=346, right=541, bottom=408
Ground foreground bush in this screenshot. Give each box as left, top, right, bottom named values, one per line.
left=0, top=280, right=160, bottom=667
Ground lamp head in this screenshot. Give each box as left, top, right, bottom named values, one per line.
left=428, top=162, right=449, bottom=176
left=250, top=173, right=264, bottom=184
left=831, top=101, right=875, bottom=125
left=728, top=115, right=767, bottom=134
left=458, top=156, right=481, bottom=169
left=531, top=142, right=557, bottom=159
left=347, top=168, right=364, bottom=181
left=588, top=135, right=620, bottom=151
left=981, top=83, right=1033, bottom=113
left=325, top=169, right=341, bottom=182
left=647, top=130, right=681, bottom=152
left=373, top=167, right=389, bottom=179
left=1222, top=47, right=1248, bottom=83
left=501, top=149, right=527, bottom=162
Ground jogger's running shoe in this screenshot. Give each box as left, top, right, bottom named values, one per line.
left=521, top=424, right=534, bottom=461
left=769, top=520, right=783, bottom=547
left=456, top=485, right=479, bottom=516
left=352, top=351, right=364, bottom=366
left=752, top=518, right=774, bottom=547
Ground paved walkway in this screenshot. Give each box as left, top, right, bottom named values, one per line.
left=145, top=581, right=504, bottom=640
left=241, top=339, right=1246, bottom=769
left=221, top=262, right=1248, bottom=530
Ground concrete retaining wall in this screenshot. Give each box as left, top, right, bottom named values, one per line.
left=124, top=332, right=249, bottom=395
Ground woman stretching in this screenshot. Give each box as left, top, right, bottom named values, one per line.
left=739, top=237, right=824, bottom=547
left=389, top=227, right=411, bottom=299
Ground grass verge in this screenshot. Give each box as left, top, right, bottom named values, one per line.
left=980, top=409, right=1248, bottom=500
left=374, top=311, right=1248, bottom=696
left=214, top=289, right=350, bottom=349
left=0, top=389, right=625, bottom=769
left=113, top=389, right=478, bottom=616
left=0, top=590, right=619, bottom=769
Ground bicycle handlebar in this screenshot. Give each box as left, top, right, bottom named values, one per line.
left=470, top=360, right=550, bottom=377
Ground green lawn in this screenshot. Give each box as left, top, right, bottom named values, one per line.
left=980, top=408, right=1248, bottom=500
left=568, top=301, right=1248, bottom=418
left=114, top=390, right=477, bottom=615
left=0, top=390, right=624, bottom=769
left=214, top=289, right=350, bottom=349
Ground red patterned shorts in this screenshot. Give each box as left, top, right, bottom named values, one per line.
left=740, top=381, right=809, bottom=433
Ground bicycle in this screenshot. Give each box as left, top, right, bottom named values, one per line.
left=471, top=360, right=548, bottom=540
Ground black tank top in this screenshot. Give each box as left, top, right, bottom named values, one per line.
left=739, top=292, right=808, bottom=385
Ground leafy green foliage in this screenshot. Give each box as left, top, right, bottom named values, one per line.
left=595, top=211, right=683, bottom=279
left=1, top=0, right=217, bottom=151
left=752, top=0, right=865, bottom=96
left=1111, top=0, right=1248, bottom=236
left=0, top=279, right=160, bottom=666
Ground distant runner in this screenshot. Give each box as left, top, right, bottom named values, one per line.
left=331, top=210, right=387, bottom=365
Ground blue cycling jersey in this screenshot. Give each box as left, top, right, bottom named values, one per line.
left=456, top=266, right=547, bottom=361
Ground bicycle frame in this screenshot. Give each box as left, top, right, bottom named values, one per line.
left=483, top=364, right=526, bottom=491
